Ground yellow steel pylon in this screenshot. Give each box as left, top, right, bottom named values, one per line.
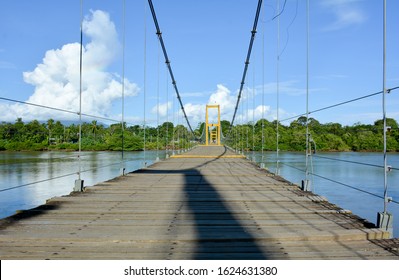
left=205, top=104, right=221, bottom=146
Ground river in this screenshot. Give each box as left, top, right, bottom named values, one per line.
left=1, top=150, right=398, bottom=237
left=250, top=151, right=399, bottom=237
left=0, top=150, right=166, bottom=218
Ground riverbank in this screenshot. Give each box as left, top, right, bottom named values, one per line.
left=1, top=145, right=398, bottom=153
left=1, top=117, right=399, bottom=152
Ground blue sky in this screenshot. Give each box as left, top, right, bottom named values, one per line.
left=0, top=0, right=398, bottom=128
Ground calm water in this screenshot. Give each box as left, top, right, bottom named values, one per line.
left=0, top=150, right=166, bottom=218
left=248, top=151, right=399, bottom=237
left=1, top=150, right=398, bottom=237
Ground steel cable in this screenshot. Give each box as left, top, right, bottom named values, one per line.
left=279, top=161, right=399, bottom=205
left=313, top=154, right=399, bottom=170
left=280, top=86, right=399, bottom=123
left=147, top=0, right=195, bottom=137
left=229, top=0, right=263, bottom=131
left=0, top=155, right=157, bottom=193
left=0, top=172, right=77, bottom=193
left=310, top=172, right=399, bottom=205
left=0, top=97, right=129, bottom=125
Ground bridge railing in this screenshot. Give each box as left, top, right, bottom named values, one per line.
left=0, top=95, right=198, bottom=218
left=223, top=85, right=399, bottom=238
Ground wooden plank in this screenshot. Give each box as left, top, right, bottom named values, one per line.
left=0, top=145, right=397, bottom=260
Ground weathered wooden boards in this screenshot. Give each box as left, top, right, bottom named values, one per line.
left=0, top=146, right=398, bottom=259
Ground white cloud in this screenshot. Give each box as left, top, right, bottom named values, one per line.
left=208, top=84, right=237, bottom=119
left=177, top=84, right=236, bottom=126
left=251, top=105, right=271, bottom=120
left=179, top=83, right=302, bottom=127
left=184, top=103, right=206, bottom=126
left=151, top=101, right=172, bottom=117
left=1, top=10, right=139, bottom=122
left=321, top=0, right=366, bottom=31
left=235, top=105, right=270, bottom=124
left=184, top=84, right=236, bottom=124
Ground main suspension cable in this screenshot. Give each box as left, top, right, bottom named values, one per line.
left=147, top=0, right=195, bottom=136
left=229, top=0, right=263, bottom=132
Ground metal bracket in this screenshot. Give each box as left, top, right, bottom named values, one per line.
left=74, top=179, right=84, bottom=192
left=301, top=179, right=311, bottom=192
left=377, top=212, right=393, bottom=238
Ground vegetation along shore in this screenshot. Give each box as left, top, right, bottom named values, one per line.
left=0, top=117, right=398, bottom=152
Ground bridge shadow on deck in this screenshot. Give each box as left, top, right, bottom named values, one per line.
left=139, top=147, right=270, bottom=259
left=182, top=168, right=267, bottom=259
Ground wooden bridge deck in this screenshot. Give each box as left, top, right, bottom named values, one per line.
left=1, top=146, right=398, bottom=259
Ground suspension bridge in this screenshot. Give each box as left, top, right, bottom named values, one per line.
left=0, top=145, right=398, bottom=260
left=1, top=0, right=399, bottom=259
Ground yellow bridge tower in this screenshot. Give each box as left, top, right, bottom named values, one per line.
left=205, top=104, right=221, bottom=146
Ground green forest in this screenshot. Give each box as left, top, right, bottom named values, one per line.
left=0, top=117, right=398, bottom=152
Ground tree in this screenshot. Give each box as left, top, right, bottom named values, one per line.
left=53, top=121, right=64, bottom=143
left=297, top=116, right=307, bottom=126
left=47, top=119, right=55, bottom=145
left=374, top=118, right=399, bottom=130
left=195, top=122, right=205, bottom=139
left=220, top=120, right=230, bottom=136
left=14, top=118, right=25, bottom=140
left=159, top=122, right=174, bottom=147
left=308, top=118, right=322, bottom=134
left=324, top=122, right=343, bottom=135
left=1, top=116, right=399, bottom=152
left=25, top=120, right=47, bottom=143
left=91, top=120, right=98, bottom=140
